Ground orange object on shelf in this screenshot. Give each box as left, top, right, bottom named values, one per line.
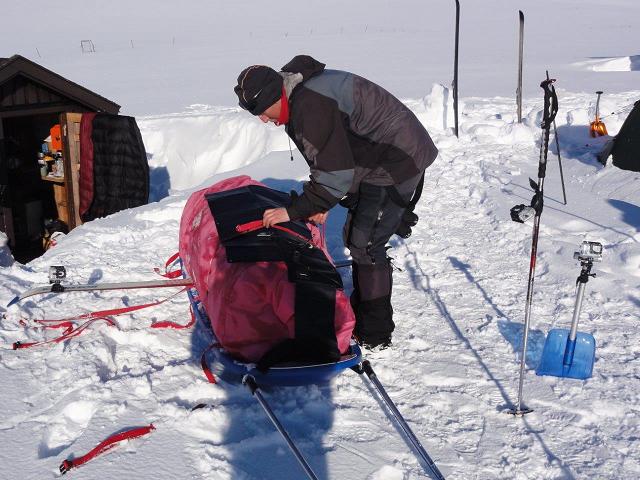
left=50, top=124, right=62, bottom=151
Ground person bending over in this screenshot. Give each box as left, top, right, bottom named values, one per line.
left=234, top=55, right=438, bottom=349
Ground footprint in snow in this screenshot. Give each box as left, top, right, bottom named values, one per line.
left=38, top=400, right=96, bottom=458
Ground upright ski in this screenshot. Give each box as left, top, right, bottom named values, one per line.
left=517, top=10, right=524, bottom=123
left=453, top=0, right=460, bottom=137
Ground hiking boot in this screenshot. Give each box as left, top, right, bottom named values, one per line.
left=357, top=336, right=392, bottom=352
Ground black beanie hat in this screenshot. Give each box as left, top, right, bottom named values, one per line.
left=234, top=65, right=283, bottom=115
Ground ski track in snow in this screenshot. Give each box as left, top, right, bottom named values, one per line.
left=1, top=89, right=640, bottom=479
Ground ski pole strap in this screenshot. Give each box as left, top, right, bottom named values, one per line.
left=528, top=178, right=543, bottom=215
left=154, top=252, right=182, bottom=278
left=59, top=424, right=155, bottom=475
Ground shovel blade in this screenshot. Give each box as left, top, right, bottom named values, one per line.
left=589, top=120, right=608, bottom=137
left=536, top=328, right=595, bottom=380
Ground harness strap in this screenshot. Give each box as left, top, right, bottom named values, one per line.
left=13, top=317, right=116, bottom=350
left=13, top=288, right=192, bottom=349
left=154, top=251, right=182, bottom=278
left=150, top=302, right=195, bottom=329
left=59, top=424, right=155, bottom=475
left=200, top=342, right=221, bottom=384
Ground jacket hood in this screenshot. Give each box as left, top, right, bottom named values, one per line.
left=281, top=55, right=326, bottom=81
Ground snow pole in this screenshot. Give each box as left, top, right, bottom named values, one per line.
left=517, top=10, right=524, bottom=123
left=355, top=361, right=446, bottom=479
left=242, top=375, right=319, bottom=480
left=453, top=0, right=460, bottom=137
left=508, top=74, right=558, bottom=417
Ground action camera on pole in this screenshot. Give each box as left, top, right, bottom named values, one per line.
left=574, top=241, right=603, bottom=263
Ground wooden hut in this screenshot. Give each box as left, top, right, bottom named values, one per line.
left=0, top=55, right=121, bottom=262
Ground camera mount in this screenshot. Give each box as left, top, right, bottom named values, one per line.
left=48, top=266, right=66, bottom=292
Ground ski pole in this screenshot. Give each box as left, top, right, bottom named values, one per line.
left=359, top=361, right=446, bottom=480
left=509, top=74, right=558, bottom=417
left=242, top=375, right=319, bottom=480
left=548, top=70, right=566, bottom=206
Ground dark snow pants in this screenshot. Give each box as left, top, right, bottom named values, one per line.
left=344, top=178, right=420, bottom=346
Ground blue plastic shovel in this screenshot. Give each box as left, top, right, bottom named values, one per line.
left=537, top=257, right=597, bottom=380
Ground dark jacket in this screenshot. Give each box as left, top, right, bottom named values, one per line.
left=282, top=56, right=438, bottom=220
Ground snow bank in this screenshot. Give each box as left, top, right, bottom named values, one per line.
left=139, top=107, right=291, bottom=196
left=575, top=55, right=640, bottom=72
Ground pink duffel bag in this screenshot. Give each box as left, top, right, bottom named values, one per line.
left=179, top=175, right=355, bottom=363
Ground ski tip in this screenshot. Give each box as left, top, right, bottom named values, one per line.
left=7, top=296, right=19, bottom=307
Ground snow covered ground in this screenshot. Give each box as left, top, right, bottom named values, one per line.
left=1, top=1, right=640, bottom=479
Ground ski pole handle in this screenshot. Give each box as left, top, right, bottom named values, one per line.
left=538, top=75, right=558, bottom=179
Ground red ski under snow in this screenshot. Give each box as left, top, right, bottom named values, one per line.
left=179, top=175, right=355, bottom=363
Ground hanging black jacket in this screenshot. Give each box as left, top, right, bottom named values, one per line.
left=83, top=114, right=149, bottom=221
left=281, top=56, right=438, bottom=220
